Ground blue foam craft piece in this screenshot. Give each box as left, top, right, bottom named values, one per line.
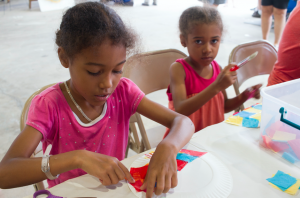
left=234, top=111, right=255, bottom=118
left=176, top=153, right=198, bottom=163
left=267, top=170, right=297, bottom=190
left=242, top=117, right=259, bottom=128
left=282, top=152, right=299, bottom=164
left=252, top=105, right=262, bottom=110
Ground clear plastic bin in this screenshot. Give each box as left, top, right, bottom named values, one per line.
left=261, top=79, right=300, bottom=168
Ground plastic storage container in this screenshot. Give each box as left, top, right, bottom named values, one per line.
left=261, top=79, right=300, bottom=168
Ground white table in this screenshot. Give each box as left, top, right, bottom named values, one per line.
left=25, top=122, right=300, bottom=198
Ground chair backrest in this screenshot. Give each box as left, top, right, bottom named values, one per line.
left=123, top=49, right=187, bottom=151
left=229, top=40, right=277, bottom=111
left=20, top=83, right=55, bottom=191
left=123, top=49, right=187, bottom=95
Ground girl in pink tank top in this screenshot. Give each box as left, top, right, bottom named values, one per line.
left=165, top=7, right=262, bottom=136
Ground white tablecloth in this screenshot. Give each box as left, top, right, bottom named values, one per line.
left=25, top=122, right=300, bottom=198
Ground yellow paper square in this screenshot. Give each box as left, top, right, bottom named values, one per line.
left=250, top=113, right=261, bottom=121
left=225, top=116, right=243, bottom=126
left=244, top=107, right=261, bottom=114
left=272, top=130, right=296, bottom=141
left=269, top=179, right=300, bottom=195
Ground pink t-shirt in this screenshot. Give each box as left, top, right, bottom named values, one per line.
left=26, top=78, right=145, bottom=188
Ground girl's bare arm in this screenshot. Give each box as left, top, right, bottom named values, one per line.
left=136, top=96, right=195, bottom=198
left=0, top=125, right=134, bottom=189
left=171, top=62, right=237, bottom=116
left=0, top=126, right=81, bottom=188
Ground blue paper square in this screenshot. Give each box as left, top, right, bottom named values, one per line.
left=267, top=170, right=297, bottom=190
left=235, top=111, right=255, bottom=118
left=253, top=105, right=262, bottom=110
left=242, top=117, right=259, bottom=128
left=176, top=153, right=198, bottom=163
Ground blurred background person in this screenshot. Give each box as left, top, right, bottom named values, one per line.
left=261, top=0, right=289, bottom=48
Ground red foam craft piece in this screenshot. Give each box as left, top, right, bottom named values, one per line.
left=177, top=159, right=188, bottom=171
left=180, top=149, right=207, bottom=157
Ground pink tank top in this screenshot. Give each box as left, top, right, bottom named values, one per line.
left=165, top=59, right=224, bottom=135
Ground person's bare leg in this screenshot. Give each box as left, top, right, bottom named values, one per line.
left=258, top=0, right=262, bottom=11
left=273, top=7, right=287, bottom=46
left=213, top=4, right=219, bottom=7
left=261, top=5, right=273, bottom=40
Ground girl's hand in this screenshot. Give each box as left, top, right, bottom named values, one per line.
left=243, top=84, right=262, bottom=100
left=140, top=143, right=178, bottom=198
left=78, top=150, right=135, bottom=186
left=213, top=64, right=237, bottom=91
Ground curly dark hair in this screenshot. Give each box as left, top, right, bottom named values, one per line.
left=179, top=6, right=223, bottom=38
left=55, top=2, right=138, bottom=58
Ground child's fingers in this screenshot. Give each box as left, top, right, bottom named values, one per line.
left=171, top=173, right=178, bottom=188
left=224, top=63, right=236, bottom=71
left=113, top=163, right=126, bottom=181
left=253, top=84, right=262, bottom=89
left=100, top=173, right=112, bottom=186
left=117, top=161, right=135, bottom=183
left=145, top=174, right=156, bottom=198
left=163, top=175, right=172, bottom=193
left=140, top=178, right=147, bottom=190
left=155, top=174, right=165, bottom=195
left=108, top=170, right=120, bottom=185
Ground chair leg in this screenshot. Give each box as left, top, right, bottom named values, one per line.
left=29, top=0, right=31, bottom=9
left=33, top=182, right=45, bottom=191
left=139, top=140, right=145, bottom=153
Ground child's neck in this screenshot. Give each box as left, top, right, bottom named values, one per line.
left=60, top=81, right=105, bottom=123
left=185, top=57, right=214, bottom=80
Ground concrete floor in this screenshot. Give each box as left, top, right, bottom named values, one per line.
left=0, top=0, right=272, bottom=197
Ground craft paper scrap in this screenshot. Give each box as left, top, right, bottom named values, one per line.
left=269, top=178, right=300, bottom=195
left=242, top=117, right=259, bottom=128
left=225, top=116, right=243, bottom=126
left=177, top=159, right=188, bottom=171
left=179, top=149, right=207, bottom=157
left=272, top=131, right=296, bottom=142
left=131, top=180, right=145, bottom=192
left=250, top=113, right=261, bottom=121
left=129, top=149, right=207, bottom=193
left=267, top=171, right=297, bottom=190
left=176, top=153, right=198, bottom=163
left=244, top=107, right=261, bottom=113
left=288, top=139, right=300, bottom=160
left=262, top=135, right=289, bottom=153
left=235, top=111, right=255, bottom=118
left=282, top=152, right=299, bottom=164
left=131, top=164, right=149, bottom=182
left=252, top=104, right=262, bottom=110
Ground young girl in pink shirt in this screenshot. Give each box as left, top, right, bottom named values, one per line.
left=165, top=6, right=261, bottom=136
left=0, top=3, right=194, bottom=198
